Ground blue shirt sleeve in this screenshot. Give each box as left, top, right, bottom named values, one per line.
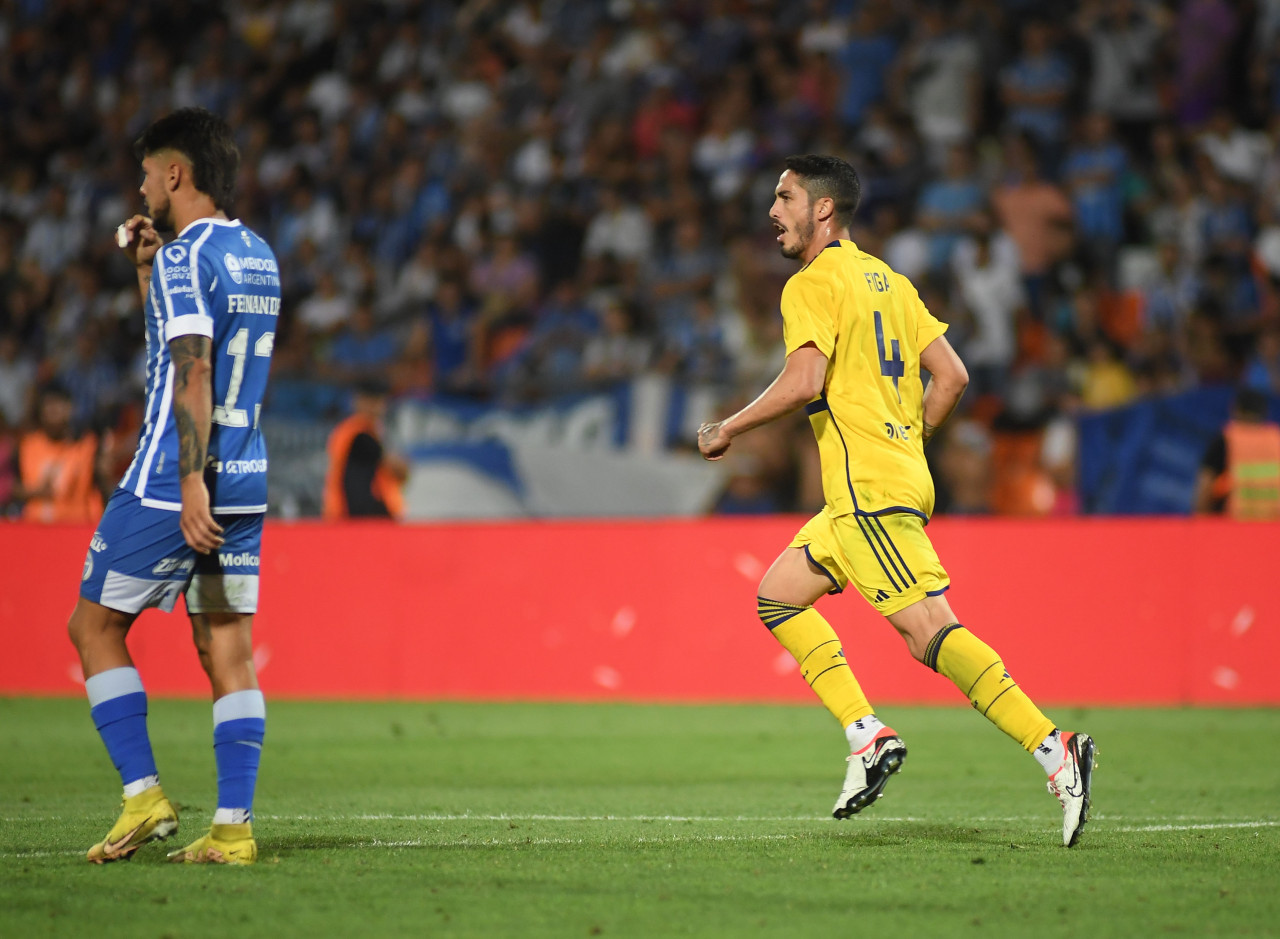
left=153, top=240, right=215, bottom=342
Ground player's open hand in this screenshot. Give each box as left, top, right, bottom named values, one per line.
left=179, top=474, right=225, bottom=554
left=698, top=421, right=732, bottom=461
left=115, top=215, right=163, bottom=267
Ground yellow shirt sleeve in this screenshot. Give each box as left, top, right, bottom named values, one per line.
left=780, top=269, right=837, bottom=357
left=897, top=273, right=948, bottom=350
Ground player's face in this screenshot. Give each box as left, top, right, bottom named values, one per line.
left=770, top=170, right=815, bottom=261
left=138, top=153, right=172, bottom=229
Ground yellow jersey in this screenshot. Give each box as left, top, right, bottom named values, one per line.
left=780, top=240, right=948, bottom=518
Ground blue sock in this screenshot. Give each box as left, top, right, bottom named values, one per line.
left=212, top=690, right=266, bottom=823
left=86, top=667, right=158, bottom=789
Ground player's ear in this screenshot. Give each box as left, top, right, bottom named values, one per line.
left=814, top=195, right=835, bottom=223
left=166, top=158, right=184, bottom=193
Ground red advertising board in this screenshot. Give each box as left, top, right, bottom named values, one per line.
left=1, top=517, right=1276, bottom=705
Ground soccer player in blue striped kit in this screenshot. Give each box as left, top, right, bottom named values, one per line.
left=68, top=108, right=279, bottom=865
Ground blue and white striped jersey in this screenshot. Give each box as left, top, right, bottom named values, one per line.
left=119, top=217, right=280, bottom=513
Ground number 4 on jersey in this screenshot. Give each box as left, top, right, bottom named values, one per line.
left=874, top=310, right=904, bottom=403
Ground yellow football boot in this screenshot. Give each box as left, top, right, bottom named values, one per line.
left=167, top=822, right=258, bottom=865
left=86, top=785, right=179, bottom=863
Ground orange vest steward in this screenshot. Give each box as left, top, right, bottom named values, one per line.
left=323, top=414, right=404, bottom=519
left=19, top=429, right=103, bottom=523
left=1222, top=420, right=1280, bottom=521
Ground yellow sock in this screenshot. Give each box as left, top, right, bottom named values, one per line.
left=924, top=624, right=1054, bottom=752
left=758, top=598, right=873, bottom=728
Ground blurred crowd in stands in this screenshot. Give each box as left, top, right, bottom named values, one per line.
left=3, top=0, right=1280, bottom=518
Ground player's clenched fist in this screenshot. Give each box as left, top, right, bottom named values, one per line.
left=698, top=421, right=731, bottom=461
left=114, top=215, right=163, bottom=267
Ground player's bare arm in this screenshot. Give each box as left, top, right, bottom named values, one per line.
left=170, top=334, right=224, bottom=553
left=919, top=334, right=969, bottom=445
left=116, top=214, right=163, bottom=299
left=698, top=343, right=828, bottom=461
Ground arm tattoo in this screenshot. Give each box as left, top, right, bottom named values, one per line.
left=174, top=401, right=205, bottom=476
left=170, top=335, right=212, bottom=477
left=922, top=420, right=938, bottom=446
left=170, top=335, right=211, bottom=392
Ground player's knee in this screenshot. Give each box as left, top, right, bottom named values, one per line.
left=919, top=622, right=964, bottom=672
left=757, top=596, right=810, bottom=631
left=67, top=606, right=86, bottom=651
left=901, top=631, right=930, bottom=663
left=67, top=599, right=122, bottom=652
left=190, top=613, right=255, bottom=681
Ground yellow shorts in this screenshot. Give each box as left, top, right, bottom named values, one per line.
left=788, top=508, right=950, bottom=616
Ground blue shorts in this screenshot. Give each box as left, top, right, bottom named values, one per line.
left=80, top=488, right=264, bottom=615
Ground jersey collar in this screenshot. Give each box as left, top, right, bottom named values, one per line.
left=177, top=216, right=242, bottom=238
left=800, top=239, right=853, bottom=272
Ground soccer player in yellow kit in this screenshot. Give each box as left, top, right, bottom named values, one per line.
left=698, top=155, right=1095, bottom=847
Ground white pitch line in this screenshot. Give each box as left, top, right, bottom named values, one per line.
left=4, top=813, right=1278, bottom=826
left=1111, top=820, right=1279, bottom=833
left=273, top=813, right=858, bottom=822
left=0, top=833, right=808, bottom=858
left=0, top=821, right=1274, bottom=860
left=261, top=813, right=1280, bottom=828
left=366, top=833, right=800, bottom=849
left=267, top=813, right=1107, bottom=824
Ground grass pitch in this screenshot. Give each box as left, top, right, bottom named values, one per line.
left=2, top=699, right=1277, bottom=938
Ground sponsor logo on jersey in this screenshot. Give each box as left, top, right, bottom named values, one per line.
left=152, top=557, right=196, bottom=575
left=165, top=244, right=187, bottom=263
left=219, top=551, right=260, bottom=568
left=83, top=552, right=93, bottom=581
left=237, top=255, right=277, bottom=272
left=225, top=253, right=279, bottom=288
left=220, top=458, right=269, bottom=474
left=90, top=532, right=108, bottom=552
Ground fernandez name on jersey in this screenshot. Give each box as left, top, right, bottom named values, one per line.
left=118, top=218, right=280, bottom=515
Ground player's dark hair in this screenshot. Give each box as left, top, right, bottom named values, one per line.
left=783, top=154, right=861, bottom=227
left=1234, top=387, right=1269, bottom=420
left=37, top=380, right=72, bottom=402
left=134, top=108, right=240, bottom=212
left=355, top=376, right=391, bottom=399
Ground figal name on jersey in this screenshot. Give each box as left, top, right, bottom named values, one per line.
left=219, top=551, right=260, bottom=568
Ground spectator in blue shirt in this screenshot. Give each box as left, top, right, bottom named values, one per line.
left=1063, top=112, right=1130, bottom=274
left=1242, top=324, right=1280, bottom=394
left=917, top=144, right=986, bottom=274
left=323, top=295, right=399, bottom=386
left=56, top=325, right=120, bottom=434
left=835, top=5, right=899, bottom=128
left=660, top=289, right=732, bottom=386
left=425, top=278, right=483, bottom=397
left=1201, top=172, right=1254, bottom=270
left=1000, top=20, right=1073, bottom=169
